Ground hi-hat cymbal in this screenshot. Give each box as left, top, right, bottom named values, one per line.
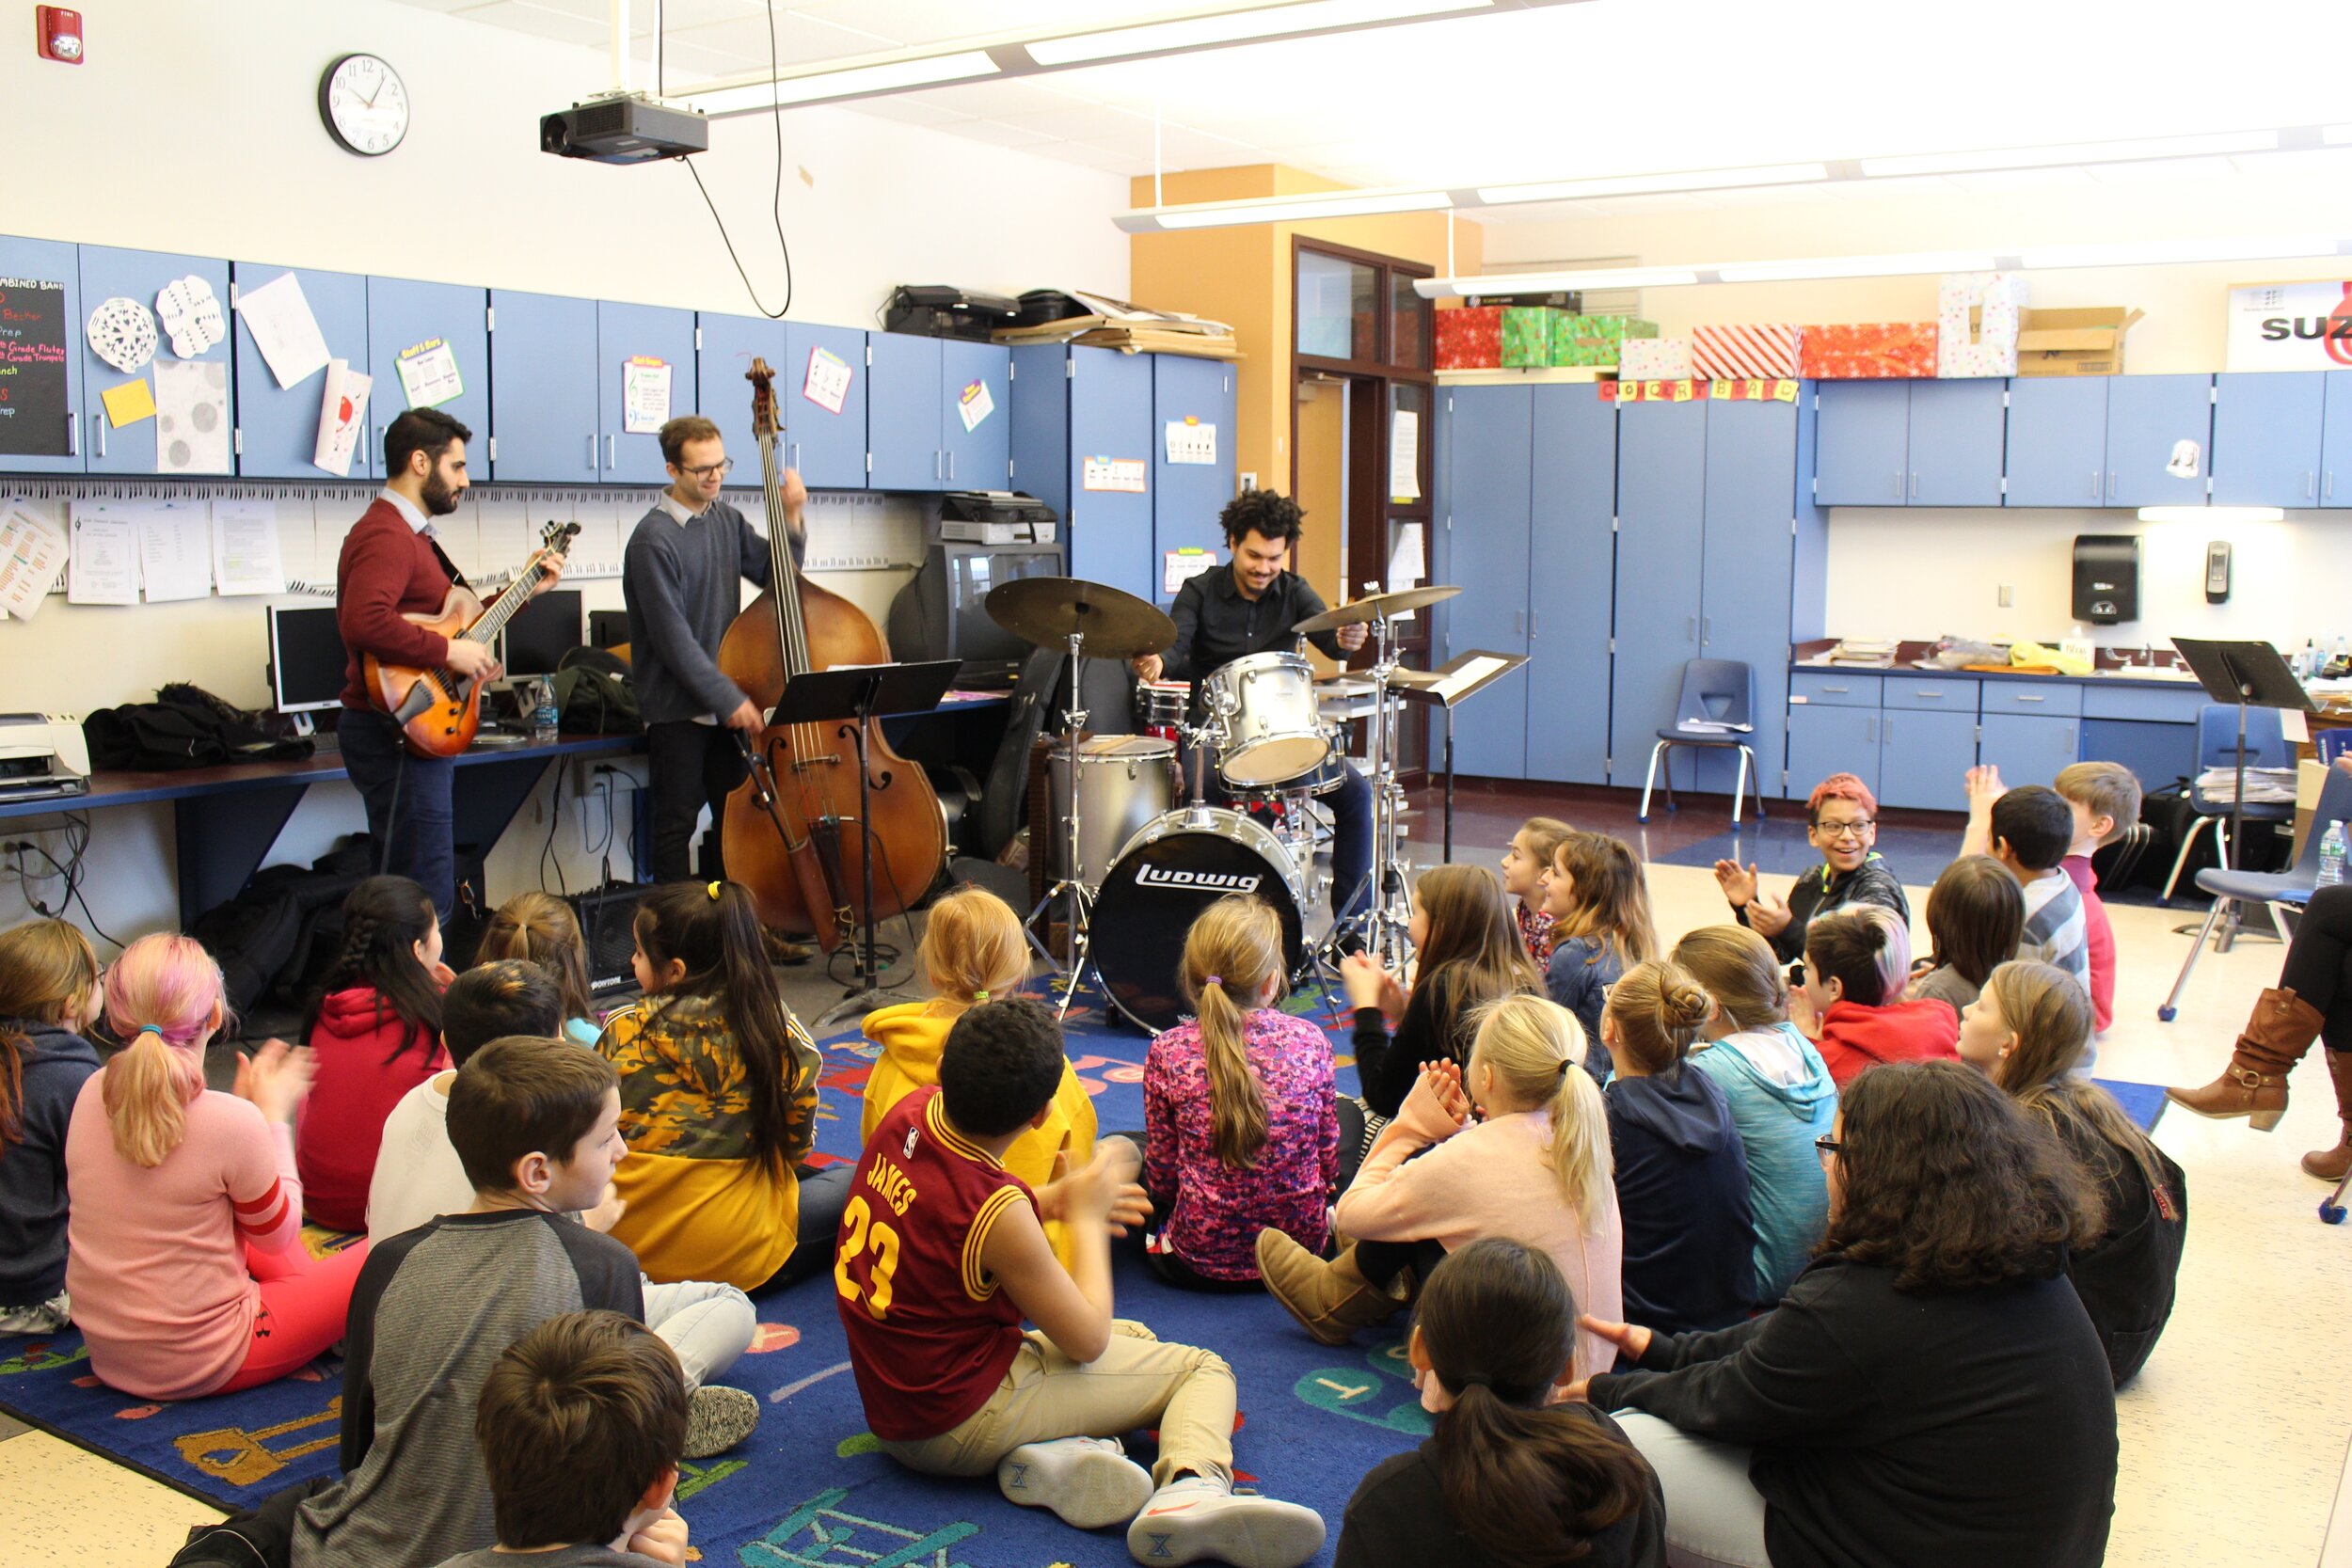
left=984, top=576, right=1177, bottom=659
left=1293, top=584, right=1462, bottom=634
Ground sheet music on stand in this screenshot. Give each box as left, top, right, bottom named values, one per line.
left=1390, top=649, right=1530, bottom=863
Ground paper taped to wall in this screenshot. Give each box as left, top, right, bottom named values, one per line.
left=234, top=272, right=333, bottom=388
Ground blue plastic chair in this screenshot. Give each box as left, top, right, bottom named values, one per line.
left=2160, top=704, right=2296, bottom=900
left=1639, top=659, right=1767, bottom=826
left=2159, top=763, right=2352, bottom=1022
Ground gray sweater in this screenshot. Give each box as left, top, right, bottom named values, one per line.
left=621, top=498, right=775, bottom=725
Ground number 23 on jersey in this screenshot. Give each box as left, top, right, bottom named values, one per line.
left=834, top=1195, right=903, bottom=1319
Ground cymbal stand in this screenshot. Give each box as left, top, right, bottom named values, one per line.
left=1319, top=611, right=1415, bottom=974
left=1025, top=627, right=1105, bottom=1020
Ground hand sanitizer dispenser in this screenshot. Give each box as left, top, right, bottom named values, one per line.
left=2072, top=534, right=2140, bottom=626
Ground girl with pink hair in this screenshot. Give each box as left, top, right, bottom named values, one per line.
left=64, top=933, right=367, bottom=1399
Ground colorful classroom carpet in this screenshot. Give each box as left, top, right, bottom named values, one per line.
left=0, top=983, right=2168, bottom=1568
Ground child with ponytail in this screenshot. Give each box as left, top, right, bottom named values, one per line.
left=298, top=874, right=453, bottom=1229
left=1542, top=832, right=1660, bottom=1081
left=1143, top=895, right=1338, bottom=1290
left=0, top=919, right=104, bottom=1333
left=1602, top=960, right=1756, bottom=1334
left=1337, top=1238, right=1663, bottom=1568
left=598, top=879, right=832, bottom=1291
left=1500, top=816, right=1572, bottom=965
left=862, top=885, right=1095, bottom=1268
left=475, top=889, right=602, bottom=1045
left=65, top=934, right=365, bottom=1400
left=1260, top=995, right=1624, bottom=1382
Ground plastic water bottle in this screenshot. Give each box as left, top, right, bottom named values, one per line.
left=2320, top=823, right=2347, bottom=888
left=530, top=679, right=560, bottom=745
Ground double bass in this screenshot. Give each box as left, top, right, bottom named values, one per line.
left=717, top=359, right=946, bottom=950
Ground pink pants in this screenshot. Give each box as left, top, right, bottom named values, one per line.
left=213, top=1239, right=371, bottom=1395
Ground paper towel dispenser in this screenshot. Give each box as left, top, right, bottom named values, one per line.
left=2073, top=534, right=2140, bottom=626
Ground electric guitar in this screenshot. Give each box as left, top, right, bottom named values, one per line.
left=363, top=521, right=580, bottom=758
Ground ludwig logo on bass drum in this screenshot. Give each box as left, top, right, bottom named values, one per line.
left=1135, top=863, right=1263, bottom=895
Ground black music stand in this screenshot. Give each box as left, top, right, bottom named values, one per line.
left=2171, top=639, right=2314, bottom=942
left=767, top=659, right=961, bottom=1031
left=1391, top=650, right=1531, bottom=863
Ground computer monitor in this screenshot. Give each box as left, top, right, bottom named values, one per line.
left=501, top=589, right=583, bottom=678
left=267, top=605, right=349, bottom=715
left=949, top=546, right=1062, bottom=662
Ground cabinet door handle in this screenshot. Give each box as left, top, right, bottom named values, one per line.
left=2107, top=468, right=2117, bottom=500
left=607, top=435, right=616, bottom=469
left=1866, top=717, right=1877, bottom=743
left=2090, top=468, right=2101, bottom=499
left=1894, top=469, right=1904, bottom=499
left=934, top=451, right=943, bottom=482
left=1687, top=615, right=1697, bottom=641
left=1910, top=470, right=1920, bottom=499
left=587, top=434, right=597, bottom=471
left=95, top=412, right=104, bottom=461
left=1701, top=616, right=1711, bottom=644
left=2016, top=692, right=2045, bottom=702
left=947, top=451, right=956, bottom=483
left=1916, top=689, right=1943, bottom=699
left=1821, top=685, right=1849, bottom=693
left=66, top=413, right=77, bottom=456
left=2309, top=471, right=2318, bottom=499
left=789, top=441, right=801, bottom=472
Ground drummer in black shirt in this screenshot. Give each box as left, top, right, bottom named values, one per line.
left=1131, top=489, right=1375, bottom=930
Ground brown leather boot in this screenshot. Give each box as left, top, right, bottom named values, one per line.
left=1255, top=1232, right=1406, bottom=1346
left=2166, top=987, right=2325, bottom=1131
left=2301, top=1051, right=2352, bottom=1180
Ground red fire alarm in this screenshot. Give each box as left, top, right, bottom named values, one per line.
left=36, top=7, right=83, bottom=64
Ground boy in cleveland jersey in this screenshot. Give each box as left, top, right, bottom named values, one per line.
left=836, top=998, right=1324, bottom=1568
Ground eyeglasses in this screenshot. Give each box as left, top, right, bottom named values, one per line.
left=679, top=457, right=734, bottom=480
left=1811, top=818, right=1875, bottom=840
left=1814, top=1133, right=1844, bottom=1159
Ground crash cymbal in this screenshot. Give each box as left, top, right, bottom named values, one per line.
left=1292, top=584, right=1462, bottom=634
left=984, top=576, right=1177, bottom=659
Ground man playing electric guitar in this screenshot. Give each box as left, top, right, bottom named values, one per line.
left=336, top=407, right=564, bottom=918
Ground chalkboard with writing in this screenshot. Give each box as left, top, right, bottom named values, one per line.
left=0, top=275, right=72, bottom=458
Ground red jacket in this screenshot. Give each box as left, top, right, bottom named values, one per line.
left=297, top=986, right=449, bottom=1231
left=1815, top=997, right=1960, bottom=1088
left=336, top=498, right=454, bottom=707
left=2062, top=856, right=2116, bottom=1034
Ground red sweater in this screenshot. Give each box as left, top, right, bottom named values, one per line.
left=1815, top=997, right=1961, bottom=1087
left=2061, top=855, right=2116, bottom=1033
left=336, top=498, right=453, bottom=707
left=296, top=986, right=449, bottom=1231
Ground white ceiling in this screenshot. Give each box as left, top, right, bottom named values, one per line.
left=388, top=0, right=2352, bottom=213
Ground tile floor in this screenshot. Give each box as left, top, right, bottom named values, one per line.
left=14, top=785, right=2352, bottom=1566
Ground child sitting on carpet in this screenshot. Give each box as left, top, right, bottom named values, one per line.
left=1797, top=906, right=1960, bottom=1087
left=1258, top=995, right=1624, bottom=1386
left=597, top=880, right=838, bottom=1291
left=1602, top=959, right=1757, bottom=1335
left=1335, top=1239, right=1663, bottom=1568
left=861, top=885, right=1094, bottom=1267
left=2055, top=762, right=2139, bottom=1037
left=1542, top=832, right=1660, bottom=1081
left=1903, top=855, right=2025, bottom=1026
left=1501, top=816, right=1572, bottom=965
left=475, top=890, right=604, bottom=1046
left=66, top=933, right=367, bottom=1402
left=294, top=1036, right=754, bottom=1568
left=298, top=874, right=453, bottom=1230
left=0, top=918, right=105, bottom=1335
left=1143, top=895, right=1337, bottom=1291
left=840, top=997, right=1327, bottom=1568
left=433, top=1310, right=692, bottom=1568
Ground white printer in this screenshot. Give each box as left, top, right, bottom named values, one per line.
left=0, top=715, right=90, bottom=803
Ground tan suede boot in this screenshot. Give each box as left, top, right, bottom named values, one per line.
left=2167, top=987, right=2325, bottom=1131
left=2301, top=1051, right=2352, bottom=1180
left=1255, top=1231, right=1406, bottom=1346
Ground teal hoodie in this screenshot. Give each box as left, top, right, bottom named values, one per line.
left=1691, top=1022, right=1838, bottom=1304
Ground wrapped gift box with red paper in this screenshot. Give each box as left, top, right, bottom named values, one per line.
left=1435, top=306, right=1503, bottom=369
left=1692, top=323, right=1804, bottom=380
left=1799, top=323, right=1938, bottom=379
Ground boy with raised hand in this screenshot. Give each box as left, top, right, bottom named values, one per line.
left=837, top=997, right=1326, bottom=1568
left=432, top=1310, right=692, bottom=1568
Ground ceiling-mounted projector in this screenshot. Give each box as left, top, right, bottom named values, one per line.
left=541, top=93, right=708, bottom=164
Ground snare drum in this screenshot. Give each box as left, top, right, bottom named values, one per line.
left=1200, top=651, right=1331, bottom=787
left=1137, top=680, right=1193, bottom=743
left=1090, top=807, right=1309, bottom=1033
left=1046, top=736, right=1177, bottom=887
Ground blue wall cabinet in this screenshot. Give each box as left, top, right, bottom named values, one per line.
left=366, top=277, right=488, bottom=480
left=1009, top=344, right=1156, bottom=603
left=596, top=301, right=694, bottom=487
left=1812, top=382, right=1908, bottom=506
left=1610, top=400, right=1708, bottom=784
left=231, top=264, right=369, bottom=481
left=1525, top=386, right=1616, bottom=784
left=866, top=332, right=942, bottom=491
left=1442, top=385, right=1536, bottom=781
left=1151, top=356, right=1236, bottom=602
left=2003, top=377, right=2107, bottom=506
left=487, top=291, right=598, bottom=483
left=693, top=311, right=790, bottom=483
left=0, top=236, right=85, bottom=473
left=2104, top=373, right=2210, bottom=507
left=783, top=322, right=867, bottom=491
left=1979, top=713, right=2080, bottom=788
left=2325, top=372, right=2352, bottom=509
left=2211, top=372, right=2325, bottom=507
left=1875, top=709, right=1976, bottom=810
left=1905, top=379, right=2006, bottom=505
left=1786, top=704, right=1879, bottom=802
left=1696, top=398, right=1802, bottom=793
left=78, top=245, right=233, bottom=476
left=940, top=339, right=1010, bottom=491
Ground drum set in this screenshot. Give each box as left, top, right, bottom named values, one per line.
left=983, top=574, right=1458, bottom=1033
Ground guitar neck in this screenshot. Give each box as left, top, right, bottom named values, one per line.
left=458, top=557, right=551, bottom=645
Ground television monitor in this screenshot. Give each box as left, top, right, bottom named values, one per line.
left=267, top=605, right=349, bottom=715
left=949, top=546, right=1062, bottom=661
left=501, top=589, right=583, bottom=678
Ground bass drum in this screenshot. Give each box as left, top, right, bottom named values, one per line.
left=1090, top=808, right=1308, bottom=1034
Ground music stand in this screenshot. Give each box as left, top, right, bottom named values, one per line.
left=766, top=659, right=961, bottom=1031
left=2171, top=639, right=2314, bottom=929
left=1391, top=650, right=1531, bottom=863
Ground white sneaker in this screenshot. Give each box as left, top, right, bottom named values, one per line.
left=997, top=1436, right=1155, bottom=1529
left=1125, top=1475, right=1327, bottom=1568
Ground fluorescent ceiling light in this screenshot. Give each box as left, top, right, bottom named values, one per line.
left=685, top=50, right=999, bottom=112
left=1027, top=0, right=1491, bottom=66
left=2021, top=235, right=2343, bottom=268
left=1153, top=189, right=1452, bottom=229
left=1477, top=162, right=1829, bottom=205
left=1718, top=251, right=1996, bottom=283
left=2139, top=506, right=2283, bottom=524
left=1425, top=266, right=1703, bottom=293
left=2328, top=124, right=2352, bottom=146
left=1860, top=130, right=2280, bottom=178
